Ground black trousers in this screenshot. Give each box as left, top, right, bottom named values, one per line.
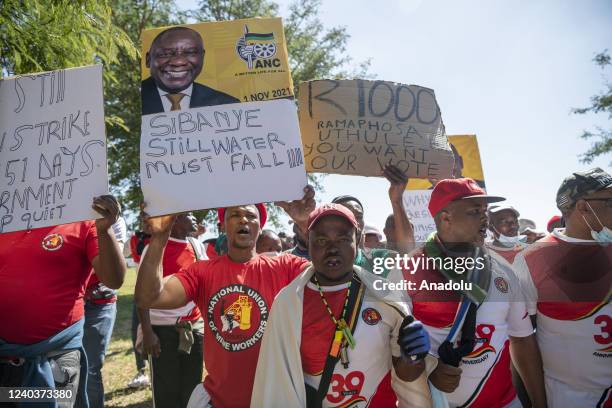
left=151, top=325, right=203, bottom=408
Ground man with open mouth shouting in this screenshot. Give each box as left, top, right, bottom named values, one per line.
left=405, top=178, right=547, bottom=408
left=135, top=186, right=314, bottom=408
left=252, top=203, right=432, bottom=407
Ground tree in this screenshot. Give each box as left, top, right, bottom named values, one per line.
left=572, top=50, right=612, bottom=165
left=106, top=0, right=369, bottom=228
left=0, top=0, right=137, bottom=131
left=104, top=0, right=186, bottom=216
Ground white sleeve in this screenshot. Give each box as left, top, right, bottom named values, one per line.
left=512, top=253, right=538, bottom=315
left=506, top=266, right=534, bottom=337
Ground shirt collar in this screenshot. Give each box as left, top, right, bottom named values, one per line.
left=552, top=227, right=595, bottom=243
left=157, top=83, right=193, bottom=98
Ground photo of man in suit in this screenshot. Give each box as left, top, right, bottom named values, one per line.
left=142, top=26, right=239, bottom=115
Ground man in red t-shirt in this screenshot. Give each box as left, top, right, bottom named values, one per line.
left=138, top=212, right=207, bottom=408
left=0, top=195, right=126, bottom=406
left=252, top=204, right=431, bottom=407
left=135, top=187, right=315, bottom=407
left=406, top=179, right=547, bottom=408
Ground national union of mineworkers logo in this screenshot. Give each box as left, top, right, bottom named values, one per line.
left=42, top=233, right=64, bottom=251
left=362, top=308, right=382, bottom=325
left=236, top=25, right=279, bottom=69
left=207, top=284, right=269, bottom=352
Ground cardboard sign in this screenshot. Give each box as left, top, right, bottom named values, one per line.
left=140, top=17, right=293, bottom=115
left=0, top=65, right=108, bottom=233
left=140, top=99, right=307, bottom=216
left=407, top=134, right=486, bottom=189
left=298, top=79, right=454, bottom=178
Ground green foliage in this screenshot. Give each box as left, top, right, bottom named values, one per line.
left=2, top=0, right=368, bottom=230
left=572, top=50, right=612, bottom=166
left=0, top=0, right=136, bottom=132
left=104, top=0, right=185, bottom=218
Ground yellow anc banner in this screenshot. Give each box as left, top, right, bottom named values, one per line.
left=140, top=17, right=293, bottom=108
left=406, top=134, right=486, bottom=190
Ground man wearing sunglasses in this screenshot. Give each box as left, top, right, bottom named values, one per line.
left=514, top=167, right=612, bottom=407
left=142, top=26, right=239, bottom=115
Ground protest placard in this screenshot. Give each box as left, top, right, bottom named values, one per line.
left=140, top=99, right=307, bottom=216
left=140, top=17, right=293, bottom=114
left=403, top=189, right=435, bottom=242
left=0, top=65, right=108, bottom=233
left=140, top=18, right=306, bottom=214
left=407, top=134, right=485, bottom=189
left=298, top=79, right=454, bottom=178
left=403, top=135, right=488, bottom=241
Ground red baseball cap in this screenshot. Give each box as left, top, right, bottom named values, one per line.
left=308, top=203, right=359, bottom=231
left=428, top=178, right=505, bottom=217
left=217, top=203, right=267, bottom=227
left=546, top=215, right=562, bottom=232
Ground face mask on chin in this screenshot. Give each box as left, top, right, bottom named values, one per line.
left=259, top=251, right=280, bottom=257
left=582, top=202, right=612, bottom=243
left=493, top=227, right=526, bottom=247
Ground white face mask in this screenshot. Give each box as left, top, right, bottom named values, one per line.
left=492, top=227, right=527, bottom=247
left=582, top=202, right=612, bottom=243
left=362, top=247, right=373, bottom=257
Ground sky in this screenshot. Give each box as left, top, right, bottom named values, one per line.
left=179, top=0, right=611, bottom=234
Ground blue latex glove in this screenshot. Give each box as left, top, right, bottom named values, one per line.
left=398, top=315, right=430, bottom=361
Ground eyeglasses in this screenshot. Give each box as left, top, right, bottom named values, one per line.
left=584, top=198, right=612, bottom=208
left=154, top=48, right=203, bottom=60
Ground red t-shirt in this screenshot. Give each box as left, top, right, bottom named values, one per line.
left=145, top=238, right=202, bottom=323
left=175, top=253, right=309, bottom=407
left=0, top=222, right=98, bottom=344
left=301, top=285, right=348, bottom=375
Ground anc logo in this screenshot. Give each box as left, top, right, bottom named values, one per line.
left=236, top=25, right=279, bottom=70
left=207, top=284, right=269, bottom=352
left=42, top=233, right=64, bottom=251
left=464, top=324, right=496, bottom=362
left=361, top=308, right=382, bottom=325
left=494, top=277, right=509, bottom=293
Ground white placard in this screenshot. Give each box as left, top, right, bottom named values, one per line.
left=0, top=65, right=108, bottom=233
left=403, top=189, right=435, bottom=242
left=140, top=98, right=307, bottom=215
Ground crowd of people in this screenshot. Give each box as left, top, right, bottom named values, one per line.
left=0, top=164, right=610, bottom=408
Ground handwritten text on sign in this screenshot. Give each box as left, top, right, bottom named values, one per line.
left=0, top=65, right=108, bottom=233
left=403, top=190, right=435, bottom=242
left=298, top=80, right=454, bottom=178
left=140, top=99, right=307, bottom=216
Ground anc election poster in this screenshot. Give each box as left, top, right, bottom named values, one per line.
left=406, top=134, right=485, bottom=190
left=298, top=79, right=454, bottom=179
left=403, top=135, right=486, bottom=241
left=139, top=18, right=307, bottom=216
left=0, top=65, right=108, bottom=233
left=140, top=17, right=293, bottom=112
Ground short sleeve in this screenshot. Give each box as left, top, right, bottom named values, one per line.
left=512, top=253, right=538, bottom=315
left=506, top=272, right=534, bottom=337
left=84, top=221, right=99, bottom=264
left=174, top=262, right=204, bottom=303
left=279, top=253, right=310, bottom=281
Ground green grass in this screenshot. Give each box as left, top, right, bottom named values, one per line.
left=103, top=268, right=152, bottom=408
